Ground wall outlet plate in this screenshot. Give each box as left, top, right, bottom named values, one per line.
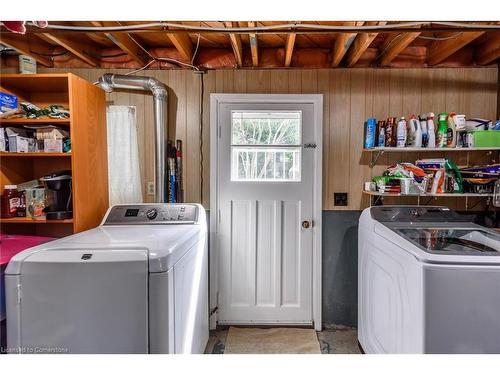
left=334, top=192, right=348, bottom=206
left=147, top=182, right=155, bottom=196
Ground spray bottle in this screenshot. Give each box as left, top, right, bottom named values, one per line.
left=396, top=117, right=407, bottom=148
left=436, top=112, right=448, bottom=148
left=408, top=115, right=422, bottom=147
left=419, top=115, right=428, bottom=147
left=427, top=112, right=436, bottom=148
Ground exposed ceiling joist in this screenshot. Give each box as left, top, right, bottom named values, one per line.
left=90, top=21, right=149, bottom=66
left=284, top=33, right=296, bottom=67
left=42, top=33, right=100, bottom=67
left=378, top=31, right=421, bottom=66
left=248, top=21, right=259, bottom=67
left=475, top=33, right=500, bottom=65
left=224, top=22, right=243, bottom=67
left=345, top=21, right=387, bottom=67
left=167, top=33, right=194, bottom=62
left=0, top=34, right=53, bottom=67
left=427, top=31, right=485, bottom=65
left=331, top=21, right=364, bottom=67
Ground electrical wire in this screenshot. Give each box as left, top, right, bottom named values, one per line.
left=123, top=59, right=157, bottom=75
left=84, top=51, right=129, bottom=59
left=23, top=21, right=500, bottom=34
left=29, top=50, right=69, bottom=57
left=191, top=33, right=201, bottom=65
left=199, top=72, right=204, bottom=205
left=417, top=33, right=463, bottom=41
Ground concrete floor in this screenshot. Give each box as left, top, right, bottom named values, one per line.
left=205, top=326, right=361, bottom=354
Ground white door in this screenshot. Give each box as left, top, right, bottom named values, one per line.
left=210, top=94, right=322, bottom=329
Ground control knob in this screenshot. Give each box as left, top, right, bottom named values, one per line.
left=146, top=208, right=158, bottom=220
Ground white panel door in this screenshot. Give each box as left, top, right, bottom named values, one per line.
left=212, top=96, right=322, bottom=326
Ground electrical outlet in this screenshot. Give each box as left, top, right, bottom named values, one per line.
left=334, top=192, right=348, bottom=206
left=147, top=182, right=155, bottom=196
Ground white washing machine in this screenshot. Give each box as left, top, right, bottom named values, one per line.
left=5, top=203, right=208, bottom=354
left=358, top=206, right=500, bottom=354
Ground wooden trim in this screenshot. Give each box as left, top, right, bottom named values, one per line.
left=378, top=32, right=421, bottom=66
left=345, top=21, right=387, bottom=67
left=43, top=33, right=100, bottom=67
left=285, top=33, right=296, bottom=67
left=331, top=21, right=365, bottom=67
left=248, top=21, right=259, bottom=67
left=475, top=33, right=500, bottom=65
left=427, top=31, right=485, bottom=66
left=90, top=21, right=149, bottom=66
left=0, top=34, right=53, bottom=67
left=167, top=33, right=194, bottom=62
left=224, top=22, right=243, bottom=67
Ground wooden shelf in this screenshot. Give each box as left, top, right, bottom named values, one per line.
left=363, top=191, right=493, bottom=198
left=0, top=217, right=73, bottom=224
left=0, top=152, right=71, bottom=158
left=364, top=147, right=500, bottom=152
left=0, top=118, right=70, bottom=126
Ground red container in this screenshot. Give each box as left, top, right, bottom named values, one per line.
left=1, top=185, right=20, bottom=218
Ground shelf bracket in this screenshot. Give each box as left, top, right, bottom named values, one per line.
left=369, top=150, right=384, bottom=168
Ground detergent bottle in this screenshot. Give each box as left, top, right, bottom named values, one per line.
left=419, top=115, right=428, bottom=147
left=436, top=112, right=448, bottom=148
left=396, top=117, right=407, bottom=148
left=408, top=115, right=422, bottom=147
left=427, top=112, right=436, bottom=148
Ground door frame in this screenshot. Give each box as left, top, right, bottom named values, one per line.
left=209, top=93, right=323, bottom=331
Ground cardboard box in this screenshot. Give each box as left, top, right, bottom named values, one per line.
left=5, top=127, right=32, bottom=153
left=43, top=138, right=63, bottom=153
left=0, top=128, right=6, bottom=152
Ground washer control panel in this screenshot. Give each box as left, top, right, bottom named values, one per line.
left=103, top=204, right=199, bottom=225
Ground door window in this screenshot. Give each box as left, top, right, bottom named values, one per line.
left=230, top=111, right=302, bottom=181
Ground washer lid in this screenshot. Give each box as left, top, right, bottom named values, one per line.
left=6, top=224, right=206, bottom=275
left=393, top=227, right=500, bottom=256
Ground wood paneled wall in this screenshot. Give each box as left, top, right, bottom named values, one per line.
left=2, top=67, right=498, bottom=210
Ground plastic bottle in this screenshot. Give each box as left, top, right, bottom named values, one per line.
left=446, top=112, right=457, bottom=148
left=364, top=118, right=377, bottom=149
left=436, top=112, right=448, bottom=148
left=419, top=115, right=428, bottom=147
left=396, top=117, right=407, bottom=148
left=1, top=185, right=20, bottom=218
left=408, top=115, right=422, bottom=148
left=427, top=113, right=436, bottom=148
left=376, top=120, right=386, bottom=147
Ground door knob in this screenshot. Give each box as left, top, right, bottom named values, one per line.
left=302, top=220, right=311, bottom=229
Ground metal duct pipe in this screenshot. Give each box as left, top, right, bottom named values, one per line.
left=98, top=73, right=168, bottom=203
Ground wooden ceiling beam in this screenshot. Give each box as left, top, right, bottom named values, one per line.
left=90, top=21, right=149, bottom=66
left=427, top=31, right=485, bottom=66
left=331, top=21, right=364, bottom=67
left=378, top=31, right=421, bottom=66
left=0, top=34, right=53, bottom=67
left=475, top=33, right=500, bottom=65
left=43, top=33, right=100, bottom=67
left=167, top=33, right=194, bottom=62
left=284, top=33, right=296, bottom=67
left=248, top=21, right=259, bottom=67
left=345, top=21, right=387, bottom=67
left=224, top=22, right=243, bottom=67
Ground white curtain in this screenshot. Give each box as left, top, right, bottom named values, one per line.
left=106, top=106, right=143, bottom=205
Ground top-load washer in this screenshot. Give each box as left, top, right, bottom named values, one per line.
left=358, top=206, right=500, bottom=354
left=5, top=203, right=208, bottom=354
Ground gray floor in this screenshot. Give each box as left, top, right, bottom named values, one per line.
left=205, top=326, right=361, bottom=354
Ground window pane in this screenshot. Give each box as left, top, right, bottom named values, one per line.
left=231, top=147, right=301, bottom=182
left=231, top=111, right=301, bottom=145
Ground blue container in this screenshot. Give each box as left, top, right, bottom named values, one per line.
left=0, top=91, right=18, bottom=113
left=364, top=118, right=377, bottom=149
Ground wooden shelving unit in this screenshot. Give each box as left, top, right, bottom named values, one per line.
left=0, top=217, right=74, bottom=224
left=0, top=73, right=109, bottom=237
left=0, top=152, right=71, bottom=158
